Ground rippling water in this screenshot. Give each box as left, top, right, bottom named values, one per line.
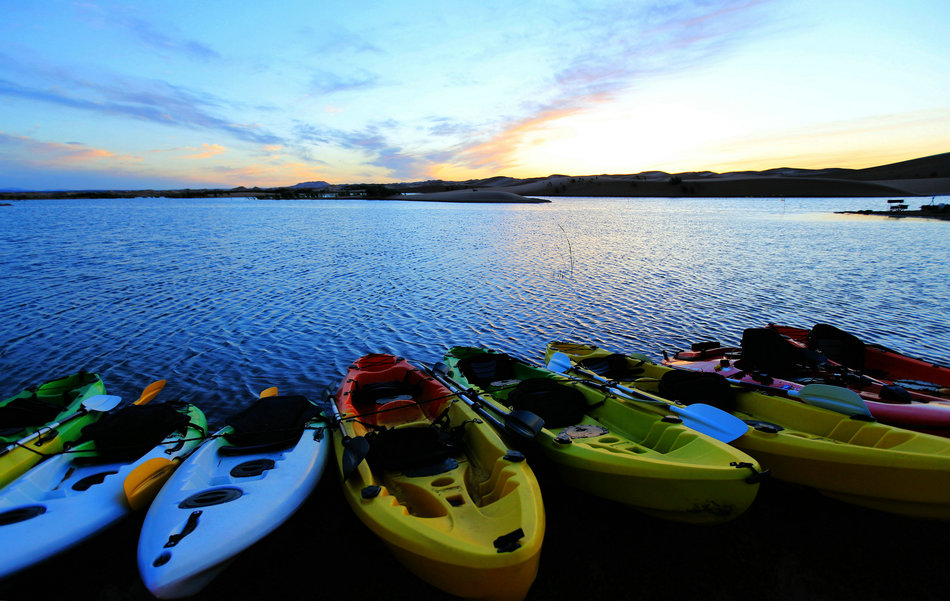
left=2, top=196, right=948, bottom=424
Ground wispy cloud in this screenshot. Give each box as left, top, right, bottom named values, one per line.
left=75, top=3, right=220, bottom=61
left=303, top=27, right=384, bottom=56
left=184, top=143, right=227, bottom=159
left=0, top=72, right=283, bottom=146
left=0, top=131, right=140, bottom=166
left=309, top=70, right=381, bottom=95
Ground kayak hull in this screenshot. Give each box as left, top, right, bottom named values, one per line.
left=446, top=347, right=762, bottom=525
left=137, top=410, right=329, bottom=599
left=0, top=403, right=206, bottom=579
left=553, top=342, right=950, bottom=519
left=333, top=354, right=544, bottom=601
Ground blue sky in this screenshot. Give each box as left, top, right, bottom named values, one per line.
left=1, top=0, right=948, bottom=189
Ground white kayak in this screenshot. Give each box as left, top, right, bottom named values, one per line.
left=0, top=401, right=206, bottom=579
left=137, top=394, right=329, bottom=599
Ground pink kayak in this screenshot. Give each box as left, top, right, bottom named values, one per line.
left=665, top=329, right=950, bottom=437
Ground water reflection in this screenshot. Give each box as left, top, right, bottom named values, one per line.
left=1, top=196, right=947, bottom=423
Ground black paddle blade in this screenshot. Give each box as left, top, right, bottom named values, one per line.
left=341, top=436, right=370, bottom=480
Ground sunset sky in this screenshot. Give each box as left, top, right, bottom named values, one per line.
left=2, top=0, right=949, bottom=190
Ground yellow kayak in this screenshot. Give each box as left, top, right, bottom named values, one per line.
left=546, top=341, right=950, bottom=520
left=443, top=346, right=763, bottom=525
left=0, top=373, right=110, bottom=488
left=331, top=354, right=544, bottom=601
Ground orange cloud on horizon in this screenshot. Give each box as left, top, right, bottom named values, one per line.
left=185, top=143, right=227, bottom=159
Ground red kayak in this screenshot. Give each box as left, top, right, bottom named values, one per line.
left=665, top=325, right=950, bottom=437
left=769, top=324, right=950, bottom=391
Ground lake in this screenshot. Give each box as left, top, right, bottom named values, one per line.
left=2, top=195, right=948, bottom=423
left=2, top=195, right=950, bottom=601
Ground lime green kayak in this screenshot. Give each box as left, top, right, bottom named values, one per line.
left=546, top=341, right=950, bottom=520
left=443, top=346, right=763, bottom=524
left=0, top=371, right=106, bottom=444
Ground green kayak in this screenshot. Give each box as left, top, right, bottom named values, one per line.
left=441, top=346, right=764, bottom=524
left=0, top=371, right=107, bottom=444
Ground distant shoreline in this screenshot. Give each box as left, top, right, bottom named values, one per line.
left=3, top=151, right=950, bottom=202
left=3, top=177, right=948, bottom=202
left=836, top=209, right=950, bottom=220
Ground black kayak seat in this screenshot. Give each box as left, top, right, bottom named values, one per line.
left=808, top=324, right=866, bottom=370
left=79, top=402, right=193, bottom=463
left=658, top=370, right=736, bottom=412
left=366, top=424, right=460, bottom=474
left=506, top=378, right=587, bottom=429
left=455, top=353, right=517, bottom=387
left=225, top=395, right=321, bottom=450
left=578, top=354, right=645, bottom=381
left=737, top=328, right=814, bottom=377
left=0, top=397, right=61, bottom=432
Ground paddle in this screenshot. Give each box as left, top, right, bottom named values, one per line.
left=718, top=376, right=873, bottom=418
left=426, top=362, right=545, bottom=441
left=323, top=387, right=371, bottom=481
left=0, top=394, right=123, bottom=457
left=783, top=383, right=872, bottom=417
left=545, top=351, right=749, bottom=443
left=135, top=379, right=167, bottom=405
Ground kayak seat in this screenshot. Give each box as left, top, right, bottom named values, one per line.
left=578, top=354, right=644, bottom=381
left=507, top=378, right=587, bottom=428
left=0, top=396, right=61, bottom=432
left=456, top=353, right=517, bottom=387
left=78, top=402, right=193, bottom=463
left=658, top=370, right=736, bottom=412
left=808, top=324, right=866, bottom=370
left=366, top=424, right=461, bottom=474
left=736, top=328, right=815, bottom=377
left=225, top=395, right=321, bottom=450
left=349, top=379, right=427, bottom=425
left=352, top=380, right=419, bottom=406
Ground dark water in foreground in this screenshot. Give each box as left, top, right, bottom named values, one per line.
left=1, top=196, right=949, bottom=601
left=2, top=196, right=948, bottom=422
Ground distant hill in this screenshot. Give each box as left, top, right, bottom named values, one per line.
left=4, top=153, right=949, bottom=201
left=374, top=152, right=950, bottom=198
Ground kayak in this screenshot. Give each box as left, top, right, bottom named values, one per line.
left=331, top=354, right=544, bottom=601
left=1, top=376, right=113, bottom=491
left=771, top=323, right=950, bottom=391
left=550, top=341, right=950, bottom=519
left=1, top=371, right=106, bottom=444
left=137, top=393, right=329, bottom=599
left=0, top=401, right=206, bottom=579
left=442, top=346, right=763, bottom=525
left=666, top=326, right=950, bottom=436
